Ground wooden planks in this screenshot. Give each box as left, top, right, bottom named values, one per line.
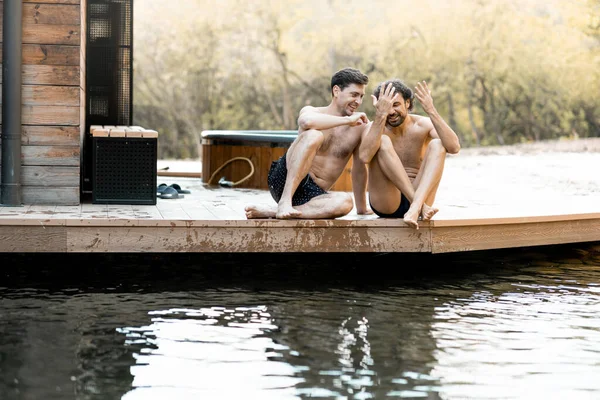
left=0, top=65, right=80, bottom=85
left=0, top=3, right=80, bottom=45
left=21, top=126, right=80, bottom=146
left=17, top=85, right=79, bottom=106
left=0, top=105, right=79, bottom=125
left=22, top=166, right=80, bottom=186
left=0, top=177, right=598, bottom=253
left=0, top=0, right=82, bottom=206
left=63, top=224, right=429, bottom=253
left=22, top=3, right=81, bottom=25
left=21, top=145, right=80, bottom=166
left=0, top=211, right=597, bottom=253
left=0, top=126, right=79, bottom=145
left=0, top=226, right=68, bottom=252
left=90, top=125, right=158, bottom=138
left=2, top=146, right=599, bottom=252
left=22, top=0, right=80, bottom=3
left=22, top=186, right=80, bottom=205
left=431, top=218, right=600, bottom=253
left=0, top=43, right=80, bottom=65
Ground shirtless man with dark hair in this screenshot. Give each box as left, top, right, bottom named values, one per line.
left=357, top=79, right=461, bottom=229
left=245, top=67, right=372, bottom=219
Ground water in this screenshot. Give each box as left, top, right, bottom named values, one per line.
left=1, top=243, right=600, bottom=400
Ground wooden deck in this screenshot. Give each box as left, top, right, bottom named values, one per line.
left=0, top=151, right=599, bottom=254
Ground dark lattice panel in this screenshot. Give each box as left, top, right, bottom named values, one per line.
left=87, top=0, right=132, bottom=124
left=84, top=0, right=133, bottom=193
left=92, top=138, right=156, bottom=205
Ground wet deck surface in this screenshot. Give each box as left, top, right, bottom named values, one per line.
left=0, top=151, right=599, bottom=253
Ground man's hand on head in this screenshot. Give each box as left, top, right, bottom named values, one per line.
left=372, top=82, right=399, bottom=117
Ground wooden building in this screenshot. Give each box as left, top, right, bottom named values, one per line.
left=1, top=0, right=136, bottom=206
left=1, top=0, right=82, bottom=205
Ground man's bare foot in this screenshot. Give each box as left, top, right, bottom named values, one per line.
left=421, top=203, right=439, bottom=221
left=245, top=204, right=277, bottom=219
left=403, top=205, right=420, bottom=229
left=356, top=207, right=374, bottom=215
left=276, top=203, right=302, bottom=219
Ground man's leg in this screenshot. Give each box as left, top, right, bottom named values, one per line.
left=403, top=139, right=446, bottom=228
left=368, top=136, right=437, bottom=227
left=372, top=135, right=416, bottom=201
left=246, top=189, right=353, bottom=220
left=276, top=130, right=324, bottom=219
left=289, top=192, right=353, bottom=219
left=367, top=147, right=405, bottom=214
left=246, top=130, right=325, bottom=219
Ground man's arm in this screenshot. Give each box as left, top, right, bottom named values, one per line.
left=350, top=150, right=371, bottom=215
left=414, top=81, right=461, bottom=154
left=297, top=106, right=367, bottom=132
left=358, top=82, right=398, bottom=163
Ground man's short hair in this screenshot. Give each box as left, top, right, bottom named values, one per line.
left=331, top=67, right=369, bottom=96
left=374, top=79, right=414, bottom=111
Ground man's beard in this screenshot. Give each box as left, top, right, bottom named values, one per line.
left=387, top=114, right=405, bottom=127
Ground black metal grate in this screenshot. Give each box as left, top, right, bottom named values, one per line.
left=93, top=138, right=156, bottom=205
left=83, top=0, right=133, bottom=194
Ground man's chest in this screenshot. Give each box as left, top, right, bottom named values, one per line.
left=388, top=131, right=429, bottom=164
left=320, top=127, right=361, bottom=159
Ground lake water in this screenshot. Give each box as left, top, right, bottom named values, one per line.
left=1, top=242, right=600, bottom=400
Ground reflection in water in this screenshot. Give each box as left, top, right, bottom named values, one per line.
left=260, top=287, right=445, bottom=399
left=119, top=306, right=302, bottom=399
left=0, top=242, right=599, bottom=399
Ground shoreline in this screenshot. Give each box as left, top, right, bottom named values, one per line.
left=454, top=137, right=600, bottom=156
left=157, top=137, right=600, bottom=174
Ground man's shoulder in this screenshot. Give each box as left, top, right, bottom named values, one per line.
left=410, top=114, right=433, bottom=130
left=410, top=113, right=428, bottom=122
left=300, top=105, right=328, bottom=115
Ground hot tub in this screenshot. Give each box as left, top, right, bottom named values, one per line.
left=200, top=130, right=353, bottom=191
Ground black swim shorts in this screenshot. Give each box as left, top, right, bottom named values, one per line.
left=268, top=153, right=327, bottom=206
left=370, top=194, right=411, bottom=218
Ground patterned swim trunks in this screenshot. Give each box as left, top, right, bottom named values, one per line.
left=268, top=153, right=328, bottom=206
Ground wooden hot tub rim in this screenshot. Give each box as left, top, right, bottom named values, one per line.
left=201, top=130, right=298, bottom=147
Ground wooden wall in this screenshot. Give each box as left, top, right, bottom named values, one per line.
left=202, top=141, right=354, bottom=192
left=0, top=0, right=82, bottom=205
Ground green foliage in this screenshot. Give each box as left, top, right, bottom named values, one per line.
left=133, top=0, right=600, bottom=159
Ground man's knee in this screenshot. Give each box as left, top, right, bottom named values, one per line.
left=337, top=193, right=354, bottom=215
left=428, top=138, right=447, bottom=157
left=372, top=135, right=398, bottom=168
left=379, top=135, right=394, bottom=152
left=372, top=135, right=396, bottom=163
left=298, top=129, right=325, bottom=151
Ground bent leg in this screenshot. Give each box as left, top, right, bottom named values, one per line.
left=404, top=139, right=446, bottom=227
left=367, top=146, right=405, bottom=215
left=291, top=192, right=354, bottom=219
left=373, top=135, right=416, bottom=202
left=369, top=136, right=436, bottom=227
left=277, top=130, right=324, bottom=219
